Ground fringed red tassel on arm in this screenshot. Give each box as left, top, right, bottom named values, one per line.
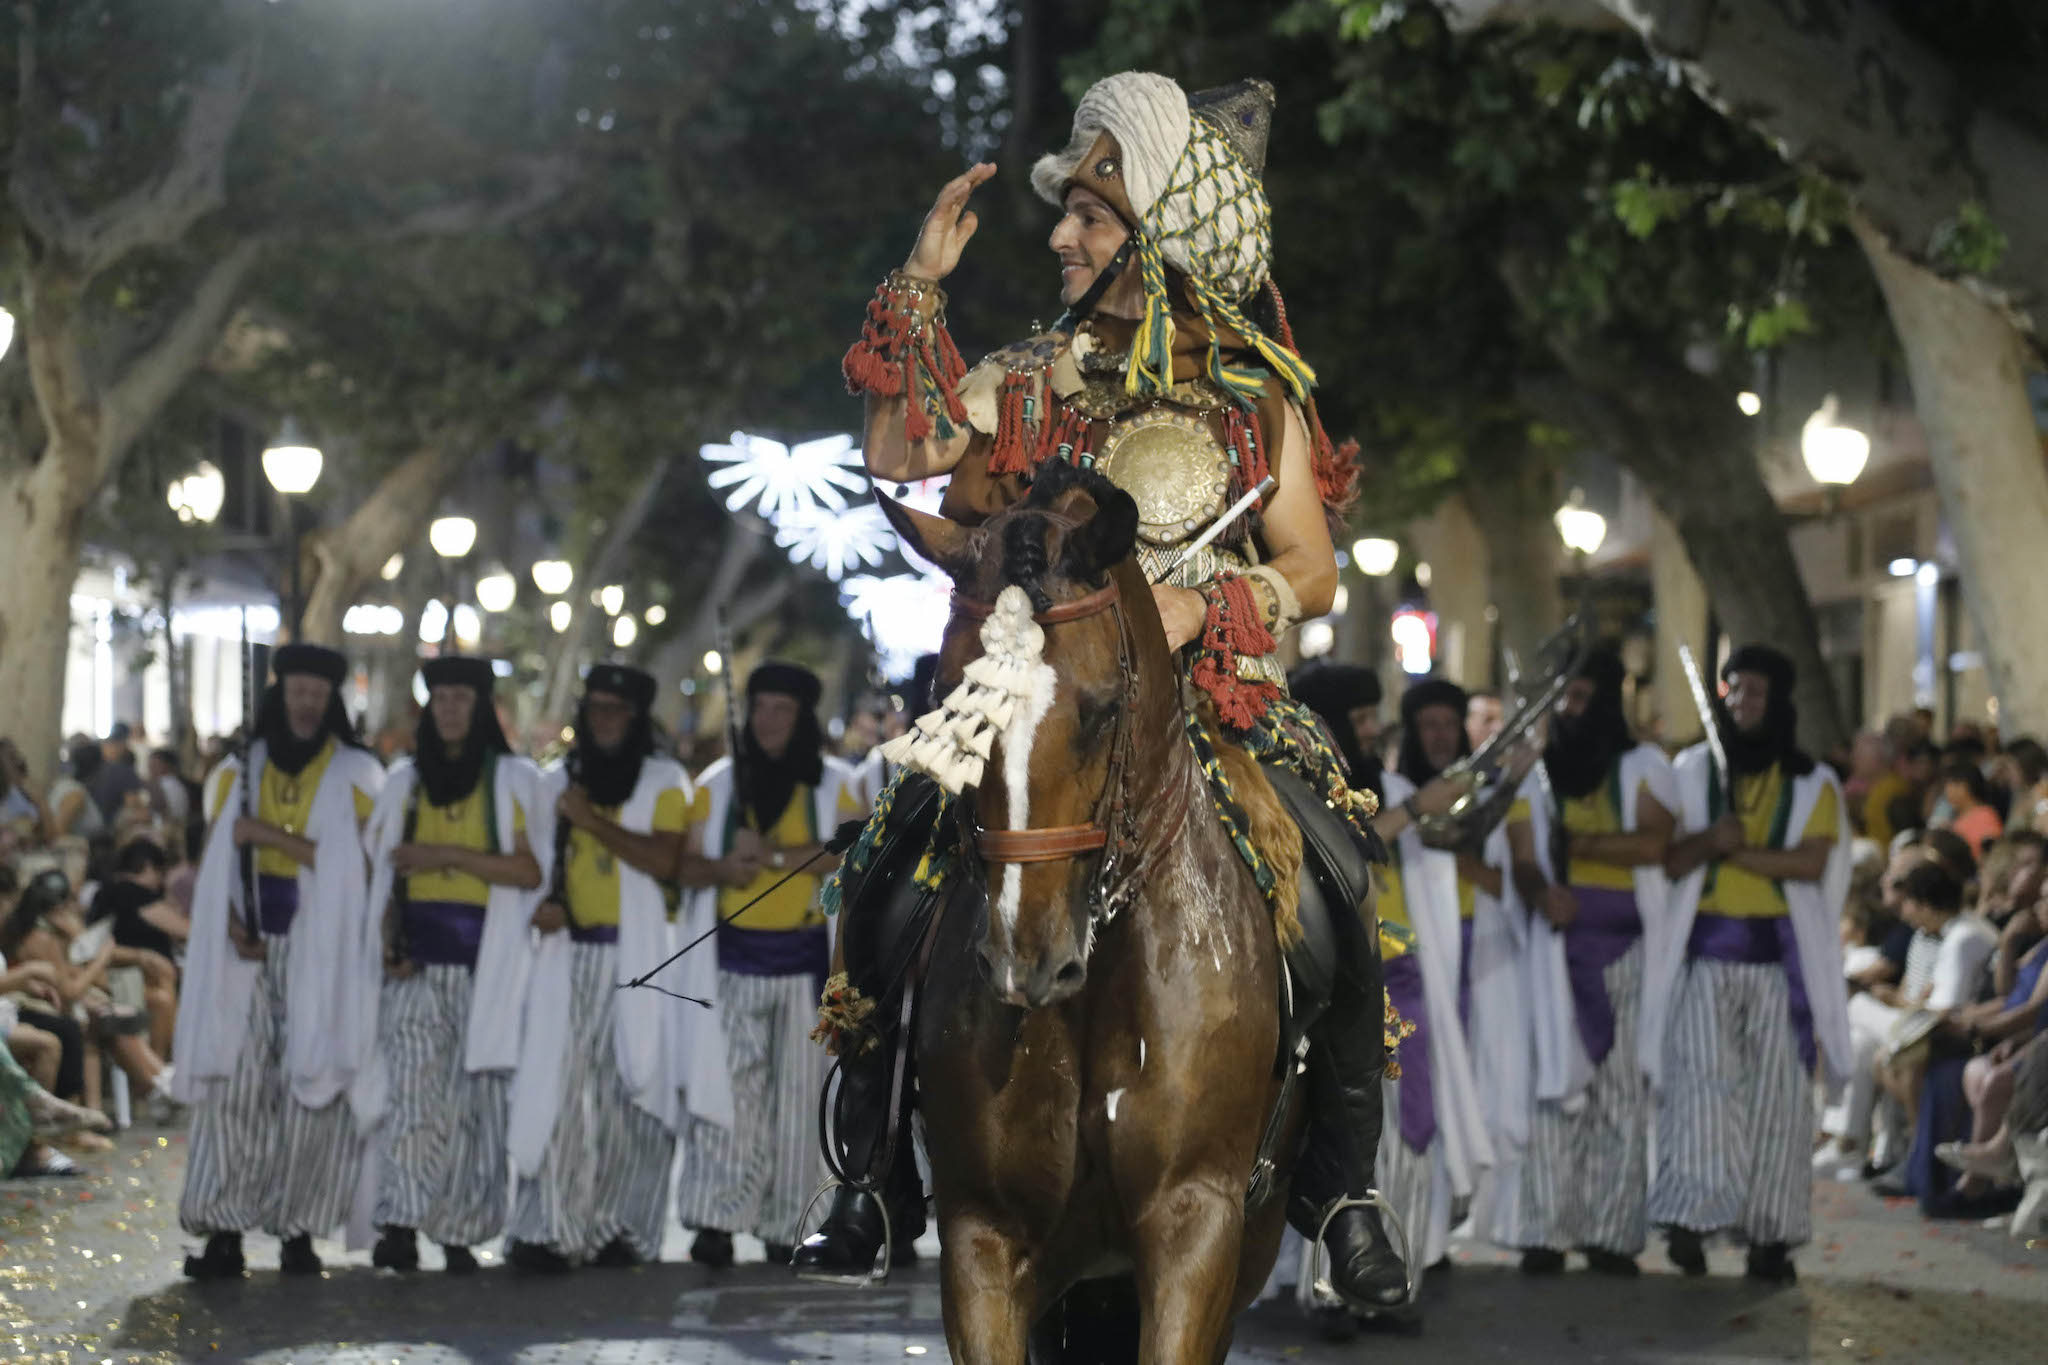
left=1190, top=573, right=1282, bottom=734
left=843, top=273, right=968, bottom=443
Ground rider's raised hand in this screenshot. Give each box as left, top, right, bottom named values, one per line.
left=904, top=162, right=997, bottom=283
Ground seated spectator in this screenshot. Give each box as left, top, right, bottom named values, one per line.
left=85, top=838, right=185, bottom=1059
left=0, top=869, right=176, bottom=1119
left=1, top=738, right=47, bottom=840
left=2, top=1026, right=113, bottom=1179
left=1941, top=758, right=2005, bottom=859
left=43, top=740, right=106, bottom=844
left=1934, top=885, right=2048, bottom=1190
left=87, top=723, right=144, bottom=827
left=1978, top=832, right=2047, bottom=929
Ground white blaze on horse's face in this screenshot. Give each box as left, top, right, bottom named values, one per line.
left=997, top=655, right=1061, bottom=943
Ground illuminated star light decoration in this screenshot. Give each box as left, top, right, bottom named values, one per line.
left=700, top=431, right=868, bottom=523
left=841, top=568, right=954, bottom=679
left=775, top=501, right=896, bottom=580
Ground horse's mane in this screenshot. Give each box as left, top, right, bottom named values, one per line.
left=995, top=462, right=1139, bottom=613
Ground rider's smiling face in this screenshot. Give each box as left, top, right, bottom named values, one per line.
left=1049, top=187, right=1138, bottom=313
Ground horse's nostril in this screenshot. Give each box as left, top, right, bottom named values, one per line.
left=1054, top=959, right=1085, bottom=987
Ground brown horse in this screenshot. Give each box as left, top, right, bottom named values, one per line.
left=882, top=465, right=1302, bottom=1364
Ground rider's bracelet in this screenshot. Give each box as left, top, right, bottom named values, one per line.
left=1241, top=564, right=1300, bottom=638
left=842, top=272, right=969, bottom=443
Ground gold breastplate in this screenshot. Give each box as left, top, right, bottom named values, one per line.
left=1092, top=408, right=1234, bottom=546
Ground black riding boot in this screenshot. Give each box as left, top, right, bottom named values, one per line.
left=791, top=1026, right=925, bottom=1276
left=1285, top=907, right=1409, bottom=1315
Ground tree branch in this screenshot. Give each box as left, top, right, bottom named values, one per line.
left=98, top=236, right=266, bottom=476
left=375, top=154, right=577, bottom=240
left=10, top=43, right=260, bottom=276
left=1584, top=0, right=2048, bottom=331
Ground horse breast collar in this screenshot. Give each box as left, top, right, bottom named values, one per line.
left=949, top=578, right=1144, bottom=926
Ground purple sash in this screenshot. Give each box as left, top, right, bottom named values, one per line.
left=258, top=874, right=299, bottom=937
left=1383, top=953, right=1436, bottom=1153
left=403, top=899, right=488, bottom=968
left=568, top=923, right=619, bottom=945
left=1687, top=912, right=1816, bottom=1070
left=1458, top=917, right=1474, bottom=1031
left=719, top=923, right=832, bottom=997
left=1564, top=886, right=1641, bottom=1066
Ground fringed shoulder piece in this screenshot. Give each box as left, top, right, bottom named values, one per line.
left=958, top=331, right=1085, bottom=478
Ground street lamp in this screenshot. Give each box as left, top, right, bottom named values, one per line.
left=613, top=615, right=638, bottom=648
left=531, top=559, right=573, bottom=595
left=1350, top=536, right=1400, bottom=578
left=380, top=553, right=405, bottom=581
left=1554, top=487, right=1608, bottom=557
left=644, top=604, right=668, bottom=626
left=475, top=569, right=517, bottom=613
left=549, top=600, right=573, bottom=633
left=262, top=419, right=324, bottom=639
left=599, top=583, right=625, bottom=616
left=1801, top=394, right=1869, bottom=509
left=429, top=516, right=477, bottom=559
left=166, top=461, right=225, bottom=524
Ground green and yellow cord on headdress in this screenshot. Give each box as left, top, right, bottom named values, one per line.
left=1029, top=72, right=1316, bottom=409
left=1125, top=111, right=1315, bottom=406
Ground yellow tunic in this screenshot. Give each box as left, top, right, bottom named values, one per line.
left=1508, top=777, right=1649, bottom=892
left=563, top=788, right=691, bottom=928
left=210, top=737, right=376, bottom=877
left=1697, top=768, right=1838, bottom=918
left=406, top=780, right=529, bottom=906
left=687, top=784, right=865, bottom=932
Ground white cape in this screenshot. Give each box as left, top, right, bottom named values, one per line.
left=1641, top=746, right=1853, bottom=1096
left=1380, top=771, right=1495, bottom=1203
left=173, top=742, right=384, bottom=1124
left=507, top=756, right=694, bottom=1176
left=1498, top=744, right=1676, bottom=1106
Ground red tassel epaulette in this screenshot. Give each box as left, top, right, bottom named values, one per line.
left=843, top=276, right=968, bottom=443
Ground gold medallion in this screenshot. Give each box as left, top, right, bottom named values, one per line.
left=1092, top=409, right=1234, bottom=546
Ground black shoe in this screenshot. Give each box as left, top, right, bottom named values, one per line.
left=372, top=1225, right=419, bottom=1272
left=1665, top=1227, right=1707, bottom=1277
left=688, top=1228, right=734, bottom=1269
left=592, top=1236, right=642, bottom=1269
left=441, top=1245, right=477, bottom=1275
left=1583, top=1249, right=1640, bottom=1277
left=1519, top=1248, right=1566, bottom=1276
left=792, top=1187, right=923, bottom=1277
left=182, top=1231, right=245, bottom=1281
left=507, top=1239, right=571, bottom=1274
left=278, top=1233, right=322, bottom=1275
left=1320, top=1204, right=1409, bottom=1310
left=1744, top=1242, right=1797, bottom=1283
left=1870, top=1176, right=1911, bottom=1198
left=762, top=1241, right=794, bottom=1265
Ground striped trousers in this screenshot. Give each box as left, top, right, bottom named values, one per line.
left=507, top=941, right=677, bottom=1260
left=1509, top=941, right=1648, bottom=1256
left=180, top=936, right=365, bottom=1239
left=373, top=965, right=509, bottom=1248
left=1648, top=959, right=1813, bottom=1246
left=675, top=969, right=828, bottom=1244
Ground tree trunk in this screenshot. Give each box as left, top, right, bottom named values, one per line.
left=297, top=443, right=466, bottom=645
left=1854, top=215, right=2048, bottom=737
left=0, top=444, right=98, bottom=783
left=1461, top=440, right=1564, bottom=672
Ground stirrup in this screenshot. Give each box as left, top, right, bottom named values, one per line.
left=790, top=1176, right=895, bottom=1288
left=1308, top=1188, right=1416, bottom=1313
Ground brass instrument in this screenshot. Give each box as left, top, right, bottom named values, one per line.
left=1413, top=615, right=1585, bottom=852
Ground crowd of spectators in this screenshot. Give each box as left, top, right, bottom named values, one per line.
left=1821, top=710, right=2048, bottom=1239
left=0, top=727, right=204, bottom=1178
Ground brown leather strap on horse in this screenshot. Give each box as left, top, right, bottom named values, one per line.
left=951, top=580, right=1121, bottom=625
left=975, top=822, right=1110, bottom=863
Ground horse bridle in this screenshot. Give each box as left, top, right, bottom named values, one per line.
left=948, top=578, right=1144, bottom=926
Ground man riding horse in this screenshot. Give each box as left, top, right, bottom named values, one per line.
left=802, top=72, right=1459, bottom=1319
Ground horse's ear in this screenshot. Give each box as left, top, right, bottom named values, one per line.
left=877, top=489, right=974, bottom=579
left=1056, top=482, right=1140, bottom=584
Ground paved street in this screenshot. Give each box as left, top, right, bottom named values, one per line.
left=4, top=1121, right=2043, bottom=1364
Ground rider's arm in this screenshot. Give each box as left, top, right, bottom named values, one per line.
left=1251, top=403, right=1338, bottom=622
left=863, top=389, right=978, bottom=484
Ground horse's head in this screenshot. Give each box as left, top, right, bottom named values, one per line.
left=880, top=462, right=1157, bottom=1009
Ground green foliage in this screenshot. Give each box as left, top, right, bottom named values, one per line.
left=1929, top=200, right=2010, bottom=278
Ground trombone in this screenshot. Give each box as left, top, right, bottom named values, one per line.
left=1413, top=614, right=1585, bottom=851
